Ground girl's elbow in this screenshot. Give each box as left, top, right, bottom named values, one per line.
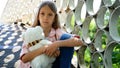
left=21, top=57, right=29, bottom=63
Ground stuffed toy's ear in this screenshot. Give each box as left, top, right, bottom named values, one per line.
left=35, top=26, right=45, bottom=39
left=22, top=32, right=25, bottom=40
left=35, top=26, right=43, bottom=32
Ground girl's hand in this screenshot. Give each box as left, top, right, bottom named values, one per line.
left=45, top=41, right=59, bottom=57
left=40, top=46, right=48, bottom=54
left=52, top=50, right=60, bottom=57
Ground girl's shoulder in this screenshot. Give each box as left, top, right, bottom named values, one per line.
left=50, top=28, right=65, bottom=35
left=55, top=28, right=66, bottom=40
left=48, top=28, right=66, bottom=41
left=55, top=28, right=66, bottom=34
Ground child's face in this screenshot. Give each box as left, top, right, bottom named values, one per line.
left=38, top=5, right=55, bottom=29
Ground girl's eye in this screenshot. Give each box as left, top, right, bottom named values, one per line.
left=40, top=13, right=44, bottom=15
left=48, top=13, right=53, bottom=16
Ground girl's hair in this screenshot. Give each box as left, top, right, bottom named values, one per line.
left=32, top=1, right=61, bottom=29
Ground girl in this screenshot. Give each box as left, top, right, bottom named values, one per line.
left=20, top=1, right=83, bottom=68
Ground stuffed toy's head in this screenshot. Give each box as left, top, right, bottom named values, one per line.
left=22, top=26, right=45, bottom=44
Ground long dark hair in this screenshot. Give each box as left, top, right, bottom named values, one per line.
left=32, top=1, right=61, bottom=29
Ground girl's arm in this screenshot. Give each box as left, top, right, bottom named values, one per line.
left=45, top=37, right=83, bottom=56
left=57, top=37, right=83, bottom=47
left=21, top=46, right=46, bottom=63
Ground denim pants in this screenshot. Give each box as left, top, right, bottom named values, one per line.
left=52, top=33, right=74, bottom=68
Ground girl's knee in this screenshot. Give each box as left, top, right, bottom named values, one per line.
left=60, top=33, right=72, bottom=40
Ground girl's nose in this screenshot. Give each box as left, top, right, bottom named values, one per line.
left=44, top=15, right=48, bottom=20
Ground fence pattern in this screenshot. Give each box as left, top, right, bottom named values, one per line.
left=56, top=0, right=120, bottom=68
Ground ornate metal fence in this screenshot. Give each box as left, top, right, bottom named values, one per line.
left=55, top=0, right=120, bottom=68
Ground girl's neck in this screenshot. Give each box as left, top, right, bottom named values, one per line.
left=43, top=27, right=51, bottom=37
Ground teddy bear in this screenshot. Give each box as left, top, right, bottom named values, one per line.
left=22, top=26, right=55, bottom=68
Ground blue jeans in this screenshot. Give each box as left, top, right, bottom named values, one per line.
left=52, top=33, right=74, bottom=68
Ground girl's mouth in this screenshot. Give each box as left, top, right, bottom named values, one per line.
left=43, top=22, right=48, bottom=24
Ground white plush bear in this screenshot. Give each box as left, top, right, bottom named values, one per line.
left=22, top=26, right=55, bottom=68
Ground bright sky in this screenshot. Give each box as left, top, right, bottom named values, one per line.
left=0, top=0, right=8, bottom=19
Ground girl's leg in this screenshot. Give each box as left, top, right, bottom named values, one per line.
left=52, top=33, right=74, bottom=68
